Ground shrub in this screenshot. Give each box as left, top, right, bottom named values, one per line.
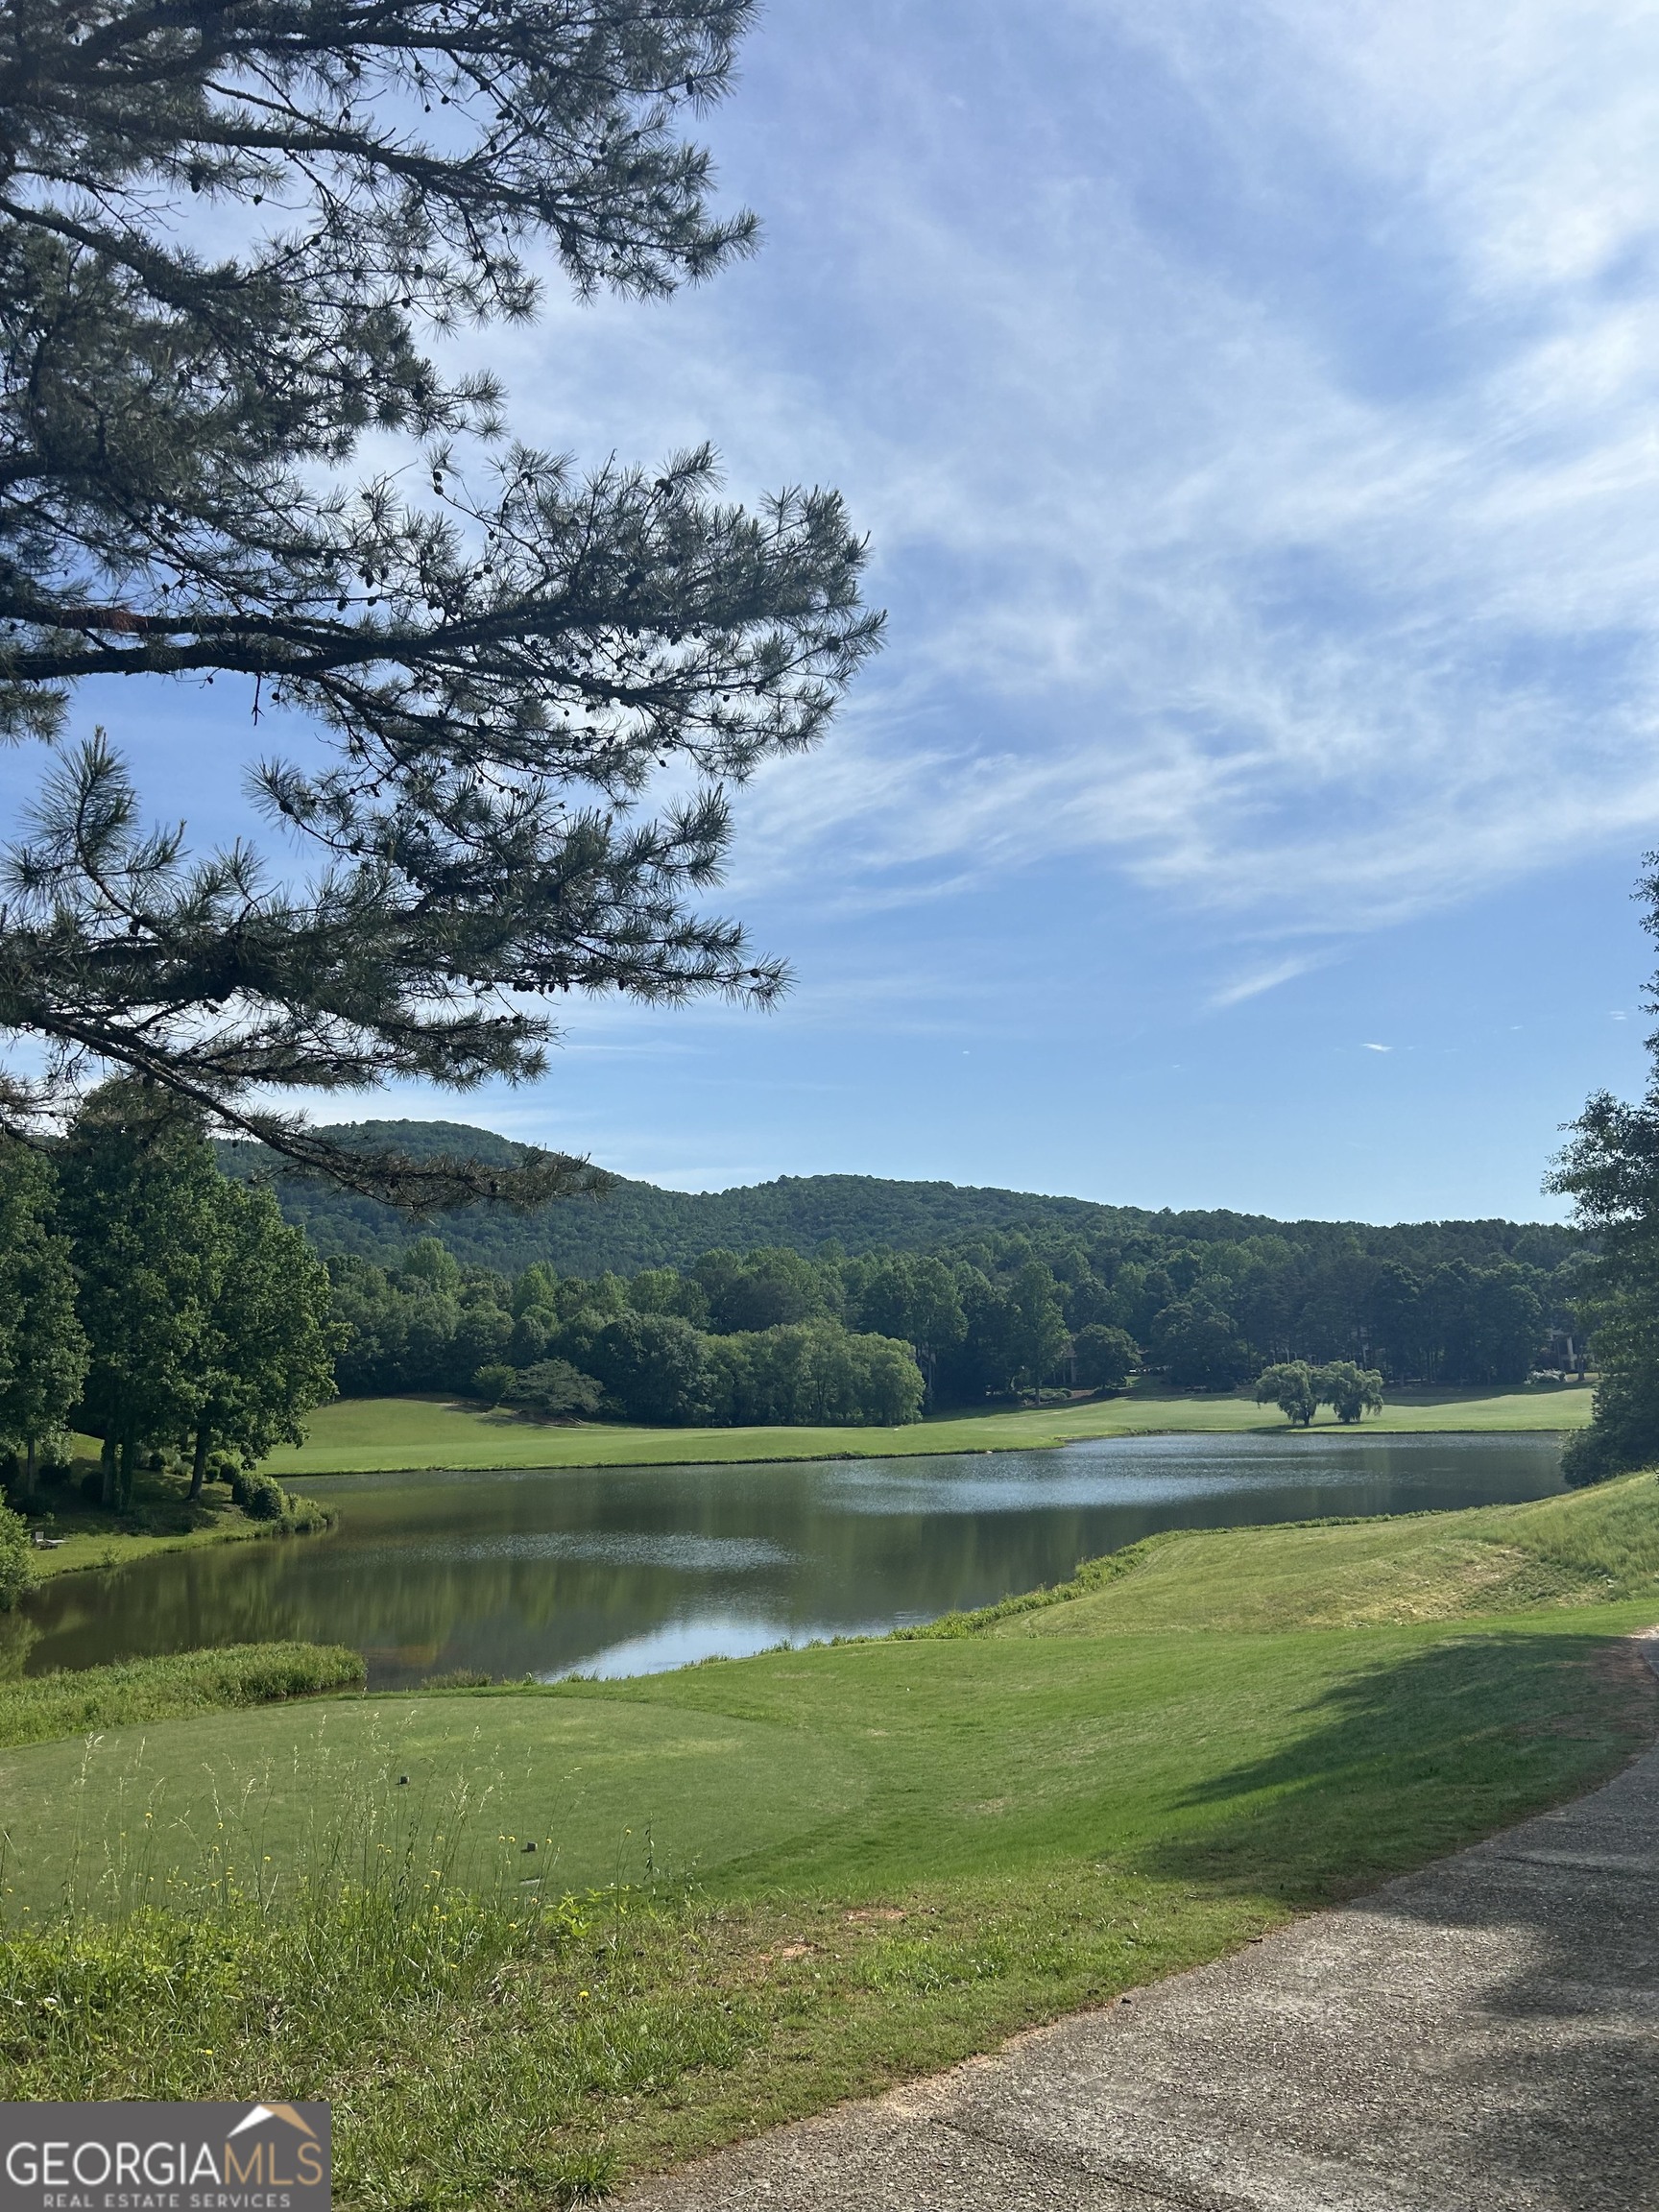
left=508, top=1359, right=606, bottom=1422
left=227, top=1468, right=330, bottom=1528
left=1561, top=1424, right=1622, bottom=1488
left=242, top=1476, right=289, bottom=1522
left=281, top=1492, right=334, bottom=1533
left=472, top=1361, right=517, bottom=1407
left=0, top=1503, right=36, bottom=1611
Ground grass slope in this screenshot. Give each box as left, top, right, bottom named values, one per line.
left=920, top=1470, right=1659, bottom=1639
left=263, top=1379, right=1594, bottom=1476
left=2, top=1472, right=1655, bottom=2203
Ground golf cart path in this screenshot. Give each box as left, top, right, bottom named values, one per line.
left=625, top=1633, right=1659, bottom=2212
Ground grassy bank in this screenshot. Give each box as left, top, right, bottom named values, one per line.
left=0, top=1644, right=365, bottom=1750
left=1, top=1470, right=1654, bottom=2201
left=262, top=1377, right=1595, bottom=1477
left=13, top=1455, right=334, bottom=1582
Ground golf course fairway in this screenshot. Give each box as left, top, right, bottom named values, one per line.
left=3, top=1469, right=1654, bottom=2203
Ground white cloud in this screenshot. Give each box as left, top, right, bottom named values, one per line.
left=488, top=0, right=1659, bottom=944
left=1210, top=954, right=1332, bottom=1007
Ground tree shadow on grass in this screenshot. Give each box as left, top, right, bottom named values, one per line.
left=1147, top=1624, right=1659, bottom=1909
left=1136, top=1625, right=1659, bottom=2212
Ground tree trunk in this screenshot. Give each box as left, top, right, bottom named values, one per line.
left=20, top=1437, right=36, bottom=1505
left=189, top=1419, right=211, bottom=1502
left=117, top=1432, right=136, bottom=1513
left=100, top=1435, right=118, bottom=1509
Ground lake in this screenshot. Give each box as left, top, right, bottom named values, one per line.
left=15, top=1429, right=1569, bottom=1685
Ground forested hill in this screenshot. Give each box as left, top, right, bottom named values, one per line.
left=216, top=1118, right=1582, bottom=1277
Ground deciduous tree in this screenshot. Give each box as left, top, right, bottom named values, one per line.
left=1072, top=1323, right=1137, bottom=1393
left=1313, top=1360, right=1384, bottom=1424
left=1548, top=864, right=1659, bottom=1480
left=1008, top=1261, right=1070, bottom=1405
left=1255, top=1360, right=1319, bottom=1427
left=187, top=1180, right=339, bottom=1495
left=1153, top=1297, right=1253, bottom=1391
left=58, top=1090, right=223, bottom=1505
left=508, top=1358, right=605, bottom=1421
left=851, top=1253, right=965, bottom=1405
left=0, top=1139, right=87, bottom=1496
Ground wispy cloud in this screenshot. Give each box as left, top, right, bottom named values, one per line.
left=1210, top=954, right=1331, bottom=1008
left=488, top=0, right=1659, bottom=943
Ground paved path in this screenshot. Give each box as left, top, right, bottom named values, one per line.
left=627, top=1643, right=1659, bottom=2212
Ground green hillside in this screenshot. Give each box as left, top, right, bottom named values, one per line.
left=218, top=1118, right=1583, bottom=1279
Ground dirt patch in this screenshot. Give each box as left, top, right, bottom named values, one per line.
left=1592, top=1631, right=1659, bottom=1728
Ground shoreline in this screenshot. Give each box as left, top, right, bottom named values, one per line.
left=264, top=1382, right=1594, bottom=1480
left=24, top=1511, right=331, bottom=1584
left=278, top=1419, right=1584, bottom=1483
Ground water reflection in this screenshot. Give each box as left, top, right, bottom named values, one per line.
left=21, top=1430, right=1566, bottom=1686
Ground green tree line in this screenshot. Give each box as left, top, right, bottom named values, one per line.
left=0, top=1090, right=337, bottom=1515
left=1548, top=859, right=1659, bottom=1482
left=0, top=1107, right=1581, bottom=1498
left=324, top=1218, right=1570, bottom=1421
left=330, top=1244, right=931, bottom=1427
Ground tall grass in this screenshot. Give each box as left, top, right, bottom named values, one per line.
left=1503, top=1472, right=1659, bottom=1591
left=0, top=1644, right=365, bottom=1750
left=0, top=1736, right=751, bottom=2210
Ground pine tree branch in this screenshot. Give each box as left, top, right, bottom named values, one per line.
left=0, top=1, right=882, bottom=1205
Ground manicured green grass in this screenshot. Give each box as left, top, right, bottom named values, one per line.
left=3, top=1472, right=1655, bottom=2201
left=262, top=1378, right=1595, bottom=1477
left=5, top=1611, right=1653, bottom=2190
left=6, top=1549, right=1651, bottom=1914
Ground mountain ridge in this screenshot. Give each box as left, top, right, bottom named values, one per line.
left=213, top=1118, right=1583, bottom=1279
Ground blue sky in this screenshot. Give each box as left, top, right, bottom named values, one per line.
left=21, top=0, right=1659, bottom=1218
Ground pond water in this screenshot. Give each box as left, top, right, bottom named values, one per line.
left=16, top=1430, right=1568, bottom=1687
